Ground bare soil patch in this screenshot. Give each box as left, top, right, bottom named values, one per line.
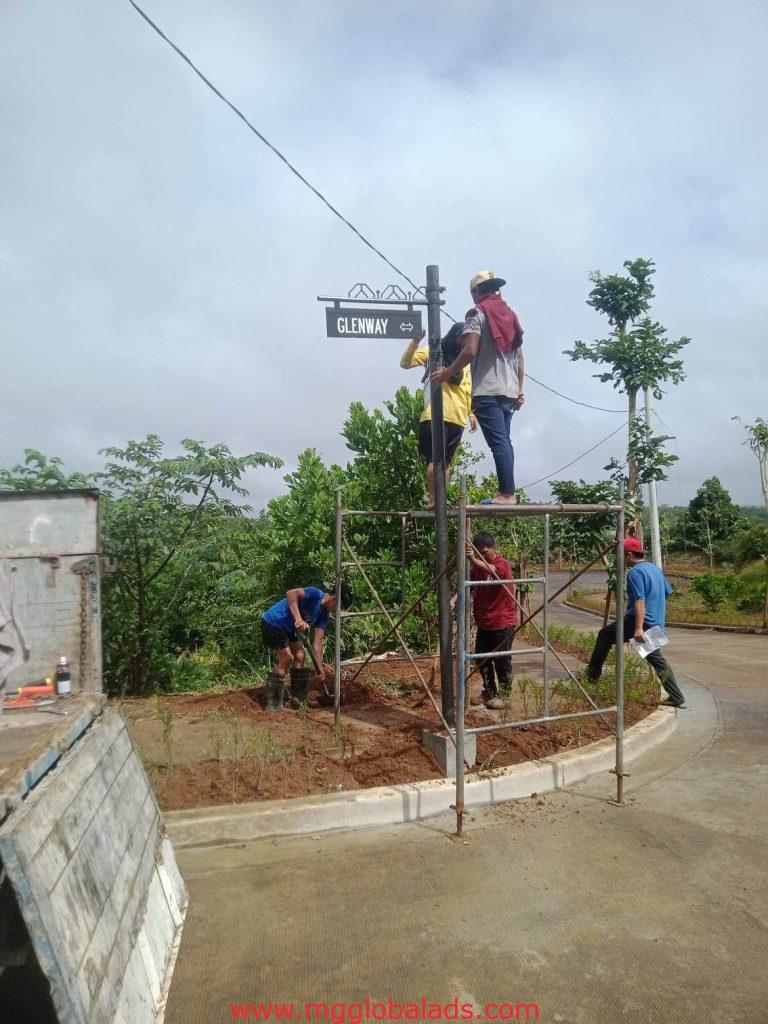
left=121, top=641, right=658, bottom=811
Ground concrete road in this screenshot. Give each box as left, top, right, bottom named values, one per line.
left=166, top=608, right=768, bottom=1024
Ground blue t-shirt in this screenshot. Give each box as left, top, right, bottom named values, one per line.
left=626, top=562, right=673, bottom=628
left=262, top=587, right=329, bottom=634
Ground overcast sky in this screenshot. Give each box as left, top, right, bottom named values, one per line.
left=2, top=0, right=766, bottom=509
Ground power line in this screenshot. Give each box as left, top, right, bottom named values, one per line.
left=126, top=0, right=425, bottom=296
left=652, top=407, right=673, bottom=433
left=524, top=373, right=625, bottom=413
left=128, top=1, right=636, bottom=421
left=518, top=422, right=626, bottom=490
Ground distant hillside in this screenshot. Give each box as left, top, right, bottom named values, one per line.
left=654, top=505, right=766, bottom=522
left=741, top=506, right=768, bottom=522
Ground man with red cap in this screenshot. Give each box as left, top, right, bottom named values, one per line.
left=587, top=537, right=685, bottom=708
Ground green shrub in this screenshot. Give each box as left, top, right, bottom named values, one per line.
left=733, top=562, right=768, bottom=613
left=733, top=523, right=768, bottom=566
left=690, top=572, right=738, bottom=611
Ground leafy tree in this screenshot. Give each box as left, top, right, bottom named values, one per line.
left=548, top=479, right=617, bottom=565
left=653, top=504, right=685, bottom=560
left=682, top=477, right=744, bottom=567
left=733, top=416, right=768, bottom=511
left=604, top=414, right=678, bottom=527
left=259, top=449, right=345, bottom=600
left=732, top=522, right=768, bottom=627
left=565, top=259, right=689, bottom=516
left=0, top=450, right=93, bottom=490
left=733, top=561, right=768, bottom=625
left=97, top=436, right=281, bottom=695
left=733, top=522, right=768, bottom=565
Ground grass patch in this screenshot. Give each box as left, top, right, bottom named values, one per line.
left=569, top=588, right=763, bottom=628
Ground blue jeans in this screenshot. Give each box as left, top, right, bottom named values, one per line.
left=472, top=395, right=516, bottom=494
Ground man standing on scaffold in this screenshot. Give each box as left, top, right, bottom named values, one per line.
left=431, top=270, right=525, bottom=505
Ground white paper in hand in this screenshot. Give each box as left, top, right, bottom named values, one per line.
left=629, top=625, right=669, bottom=659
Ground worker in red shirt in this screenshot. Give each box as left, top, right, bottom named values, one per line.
left=468, top=531, right=519, bottom=710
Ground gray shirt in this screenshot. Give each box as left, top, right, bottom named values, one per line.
left=463, top=307, right=521, bottom=399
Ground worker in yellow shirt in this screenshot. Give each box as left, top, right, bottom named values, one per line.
left=401, top=325, right=477, bottom=509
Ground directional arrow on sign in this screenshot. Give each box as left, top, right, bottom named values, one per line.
left=400, top=322, right=414, bottom=332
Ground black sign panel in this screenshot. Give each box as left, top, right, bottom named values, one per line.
left=325, top=307, right=422, bottom=340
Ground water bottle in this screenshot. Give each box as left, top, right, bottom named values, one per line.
left=54, top=657, right=71, bottom=697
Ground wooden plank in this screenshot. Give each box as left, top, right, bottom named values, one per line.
left=0, top=697, right=106, bottom=818
left=114, top=940, right=157, bottom=1024
left=89, top=799, right=162, bottom=1022
left=69, top=788, right=159, bottom=1015
left=157, top=836, right=187, bottom=930
left=137, top=928, right=163, bottom=1007
left=31, top=729, right=133, bottom=884
left=137, top=870, right=174, bottom=1002
left=0, top=707, right=185, bottom=1024
left=48, top=752, right=151, bottom=967
left=0, top=831, right=86, bottom=1024
left=2, top=712, right=124, bottom=851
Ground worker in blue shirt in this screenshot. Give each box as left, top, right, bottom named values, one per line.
left=261, top=583, right=352, bottom=709
left=587, top=537, right=685, bottom=708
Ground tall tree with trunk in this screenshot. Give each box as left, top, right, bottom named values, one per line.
left=733, top=416, right=768, bottom=512
left=564, top=259, right=689, bottom=530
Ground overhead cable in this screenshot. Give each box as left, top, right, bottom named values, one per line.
left=127, top=0, right=630, bottom=418
left=126, top=0, right=424, bottom=295
left=518, top=422, right=626, bottom=490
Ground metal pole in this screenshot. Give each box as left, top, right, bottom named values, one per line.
left=426, top=263, right=454, bottom=725
left=455, top=477, right=468, bottom=836
left=644, top=387, right=663, bottom=568
left=334, top=487, right=343, bottom=725
left=401, top=514, right=408, bottom=615
left=464, top=512, right=472, bottom=718
left=614, top=481, right=626, bottom=804
left=542, top=513, right=550, bottom=717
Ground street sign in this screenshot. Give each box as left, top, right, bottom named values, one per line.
left=325, top=307, right=422, bottom=340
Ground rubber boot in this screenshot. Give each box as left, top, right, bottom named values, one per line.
left=290, top=667, right=312, bottom=705
left=266, top=672, right=285, bottom=710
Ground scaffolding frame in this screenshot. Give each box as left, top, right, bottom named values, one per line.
left=333, top=484, right=627, bottom=833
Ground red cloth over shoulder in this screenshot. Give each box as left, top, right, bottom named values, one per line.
left=470, top=555, right=519, bottom=630
left=475, top=293, right=524, bottom=354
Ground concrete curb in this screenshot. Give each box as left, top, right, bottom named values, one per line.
left=165, top=708, right=677, bottom=849
left=563, top=599, right=768, bottom=635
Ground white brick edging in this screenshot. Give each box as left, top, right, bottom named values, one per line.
left=166, top=709, right=677, bottom=849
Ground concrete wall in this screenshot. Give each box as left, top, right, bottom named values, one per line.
left=0, top=490, right=102, bottom=693
left=0, top=708, right=187, bottom=1023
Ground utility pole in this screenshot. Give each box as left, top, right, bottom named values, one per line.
left=426, top=264, right=454, bottom=726
left=644, top=386, right=663, bottom=568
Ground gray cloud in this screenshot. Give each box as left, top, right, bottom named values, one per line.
left=1, top=0, right=766, bottom=508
